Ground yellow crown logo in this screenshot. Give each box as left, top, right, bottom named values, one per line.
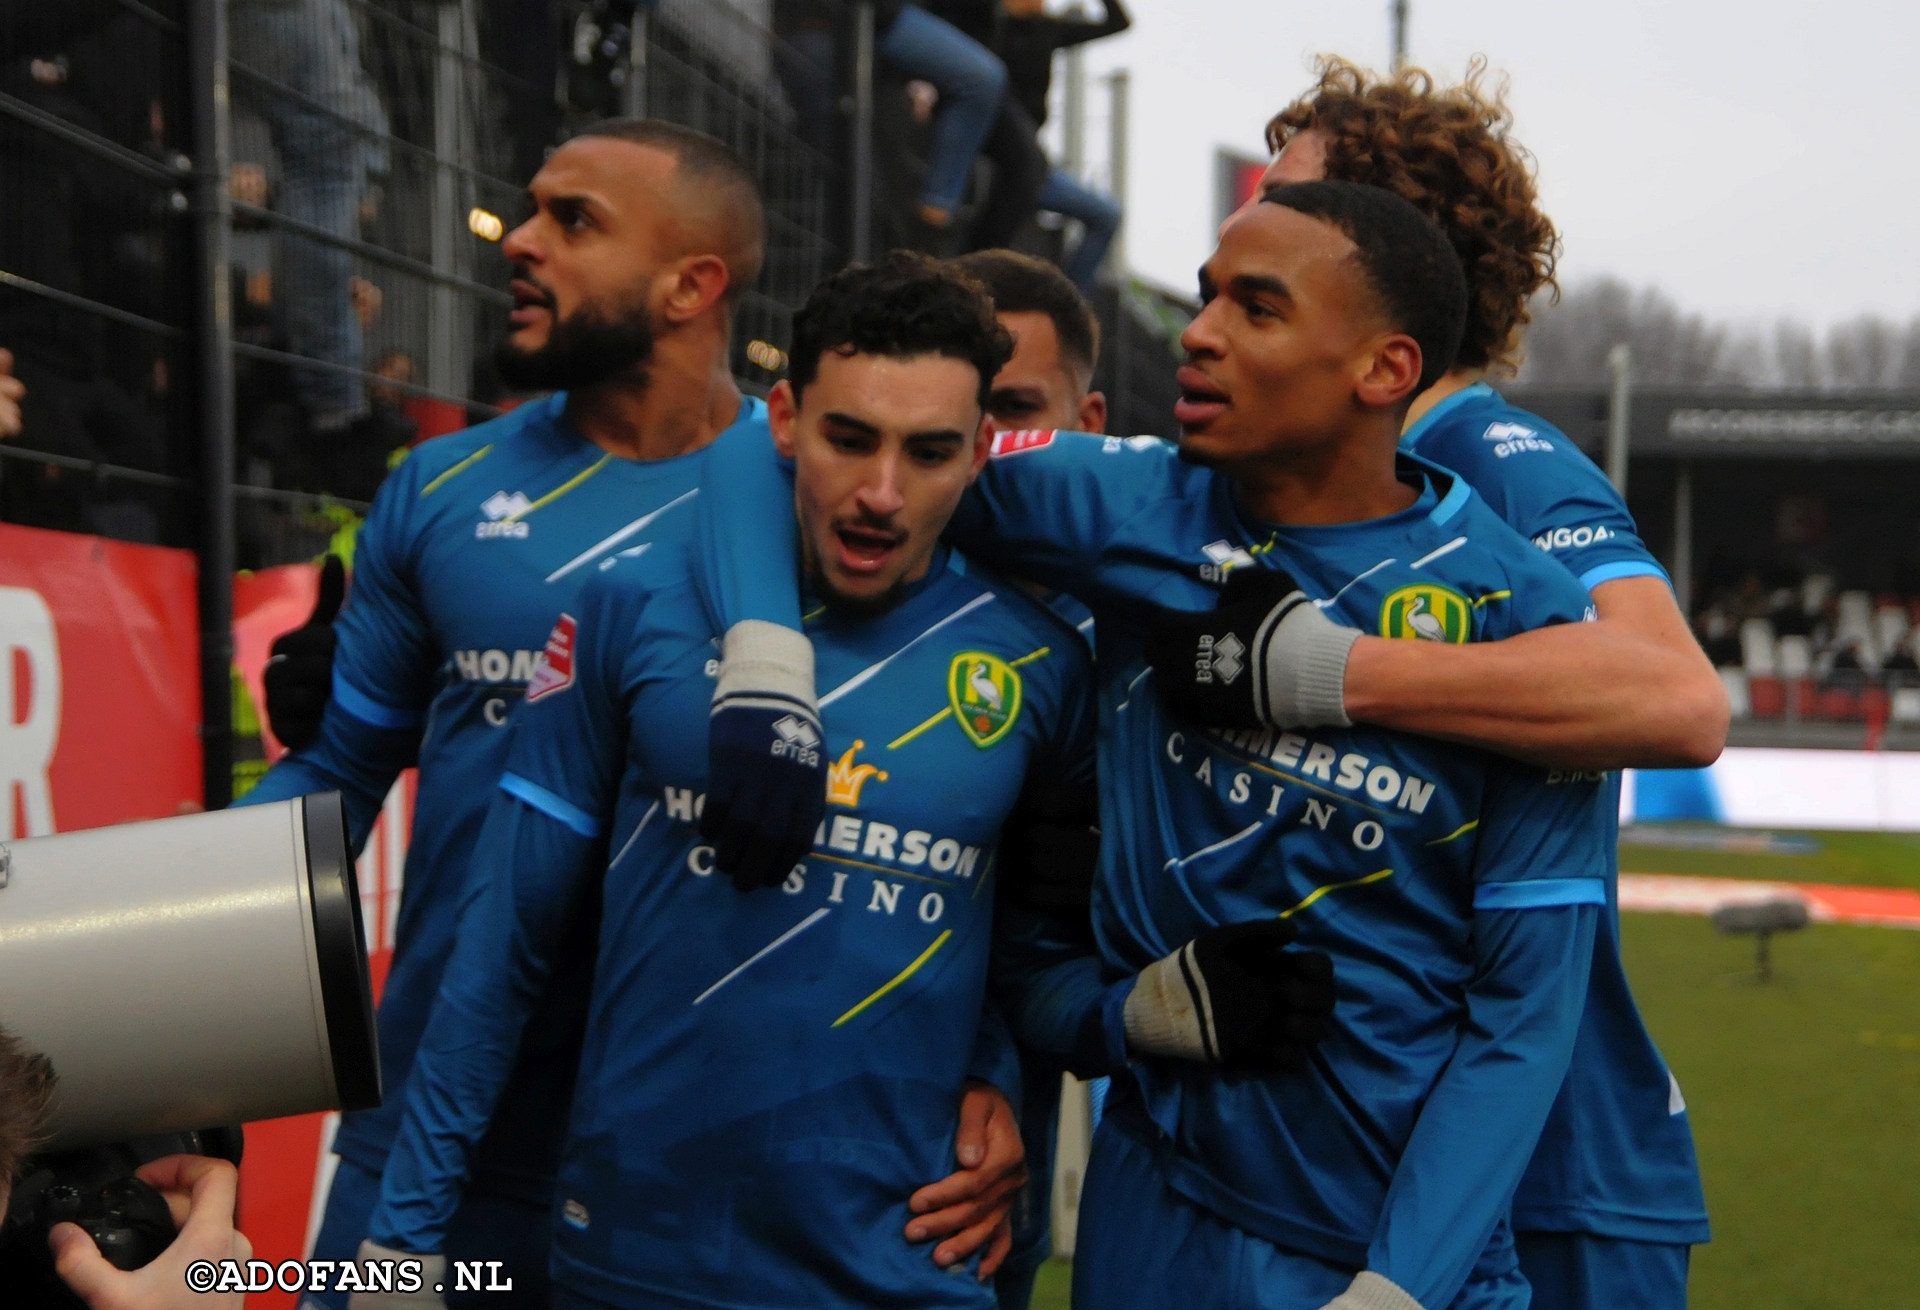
left=826, top=740, right=890, bottom=808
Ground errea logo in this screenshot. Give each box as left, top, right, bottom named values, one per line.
left=475, top=490, right=532, bottom=539
left=1199, top=539, right=1256, bottom=585
left=1481, top=421, right=1553, bottom=459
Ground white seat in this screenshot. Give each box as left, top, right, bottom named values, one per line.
left=1836, top=591, right=1874, bottom=646
left=1719, top=668, right=1751, bottom=720
left=1777, top=635, right=1814, bottom=679
left=1741, top=618, right=1778, bottom=675
left=1892, top=688, right=1920, bottom=725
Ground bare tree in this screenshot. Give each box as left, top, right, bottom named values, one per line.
left=1515, top=279, right=1920, bottom=391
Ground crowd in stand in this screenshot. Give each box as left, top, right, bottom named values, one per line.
left=1696, top=574, right=1920, bottom=726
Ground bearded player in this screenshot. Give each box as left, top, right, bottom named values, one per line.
left=243, top=121, right=1018, bottom=1305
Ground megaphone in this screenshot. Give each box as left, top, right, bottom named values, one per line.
left=0, top=794, right=379, bottom=1152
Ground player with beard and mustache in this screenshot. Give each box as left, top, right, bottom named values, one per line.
left=240, top=122, right=1024, bottom=1308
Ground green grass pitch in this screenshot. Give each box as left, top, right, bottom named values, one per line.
left=1030, top=829, right=1920, bottom=1309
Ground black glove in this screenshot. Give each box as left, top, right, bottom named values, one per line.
left=263, top=554, right=345, bottom=751
left=995, top=781, right=1100, bottom=922
left=701, top=620, right=828, bottom=892
left=1123, top=918, right=1336, bottom=1071
left=1144, top=565, right=1361, bottom=731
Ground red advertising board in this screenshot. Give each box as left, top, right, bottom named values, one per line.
left=0, top=529, right=413, bottom=1305
left=0, top=522, right=202, bottom=834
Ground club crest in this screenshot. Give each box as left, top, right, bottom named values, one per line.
left=1378, top=584, right=1471, bottom=643
left=947, top=651, right=1023, bottom=748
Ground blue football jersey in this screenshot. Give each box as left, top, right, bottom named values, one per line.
left=371, top=541, right=1097, bottom=1309
left=693, top=430, right=1610, bottom=1308
left=1402, top=384, right=1710, bottom=1245
left=242, top=392, right=769, bottom=1194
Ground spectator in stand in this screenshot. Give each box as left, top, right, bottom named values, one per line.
left=0, top=349, right=23, bottom=439
left=230, top=0, right=390, bottom=434
left=774, top=2, right=1008, bottom=236
left=999, top=0, right=1131, bottom=290
left=331, top=350, right=419, bottom=503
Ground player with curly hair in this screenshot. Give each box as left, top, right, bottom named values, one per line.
left=1204, top=55, right=1714, bottom=1310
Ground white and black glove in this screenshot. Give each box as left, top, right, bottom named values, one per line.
left=702, top=620, right=827, bottom=892
left=344, top=1240, right=446, bottom=1310
left=1317, top=1271, right=1425, bottom=1310
left=1124, top=919, right=1336, bottom=1072
left=1145, top=566, right=1361, bottom=730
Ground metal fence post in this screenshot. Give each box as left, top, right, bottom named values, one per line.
left=1606, top=343, right=1631, bottom=495
left=1105, top=68, right=1129, bottom=280
left=190, top=0, right=236, bottom=810
left=430, top=0, right=478, bottom=400
left=848, top=2, right=875, bottom=263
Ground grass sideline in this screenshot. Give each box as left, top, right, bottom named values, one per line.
left=1033, top=829, right=1920, bottom=1309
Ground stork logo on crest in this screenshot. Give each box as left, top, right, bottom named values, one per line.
left=1379, top=584, right=1471, bottom=643
left=947, top=651, right=1023, bottom=748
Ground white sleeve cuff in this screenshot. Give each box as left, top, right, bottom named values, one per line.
left=714, top=619, right=816, bottom=709
left=1317, top=1271, right=1425, bottom=1310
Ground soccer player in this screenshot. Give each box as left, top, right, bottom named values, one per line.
left=358, top=253, right=1093, bottom=1309
left=1198, top=58, right=1713, bottom=1309
left=705, top=61, right=1718, bottom=1310
left=695, top=182, right=1610, bottom=1309
left=239, top=121, right=1006, bottom=1304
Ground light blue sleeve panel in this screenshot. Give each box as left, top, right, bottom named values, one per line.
left=1366, top=902, right=1598, bottom=1307
left=235, top=709, right=417, bottom=852
left=690, top=402, right=804, bottom=633
left=236, top=460, right=438, bottom=848
left=367, top=578, right=638, bottom=1252
left=1409, top=396, right=1668, bottom=593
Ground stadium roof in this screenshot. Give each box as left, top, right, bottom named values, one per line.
left=1499, top=389, right=1920, bottom=461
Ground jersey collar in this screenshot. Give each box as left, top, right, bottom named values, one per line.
left=1398, top=381, right=1497, bottom=454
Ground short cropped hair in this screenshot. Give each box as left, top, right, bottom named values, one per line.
left=788, top=251, right=1014, bottom=412
left=0, top=1027, right=56, bottom=1185
left=1262, top=180, right=1467, bottom=394
left=951, top=250, right=1100, bottom=383
left=1266, top=56, right=1558, bottom=374
left=571, top=117, right=767, bottom=300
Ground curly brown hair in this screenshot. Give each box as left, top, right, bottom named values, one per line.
left=0, top=1026, right=56, bottom=1185
left=1267, top=55, right=1559, bottom=375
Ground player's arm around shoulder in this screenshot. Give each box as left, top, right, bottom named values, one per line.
left=1342, top=494, right=1727, bottom=771
left=955, top=429, right=1202, bottom=594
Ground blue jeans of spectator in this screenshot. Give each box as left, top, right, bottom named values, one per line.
left=876, top=5, right=1007, bottom=215
left=232, top=0, right=386, bottom=431
left=1037, top=169, right=1122, bottom=291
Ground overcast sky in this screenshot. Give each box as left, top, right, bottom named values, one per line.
left=1066, top=0, right=1920, bottom=328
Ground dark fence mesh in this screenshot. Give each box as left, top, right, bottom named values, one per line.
left=3, top=1, right=1181, bottom=568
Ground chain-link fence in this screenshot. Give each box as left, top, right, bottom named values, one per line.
left=3, top=0, right=1179, bottom=796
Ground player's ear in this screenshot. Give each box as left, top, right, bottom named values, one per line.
left=965, top=409, right=993, bottom=484
left=768, top=380, right=800, bottom=458
left=1078, top=390, right=1107, bottom=435
left=1355, top=333, right=1423, bottom=410
left=660, top=253, right=731, bottom=324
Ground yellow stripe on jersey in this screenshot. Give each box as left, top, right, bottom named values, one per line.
left=1278, top=867, right=1395, bottom=919
left=419, top=444, right=493, bottom=496
left=831, top=929, right=953, bottom=1028
left=1426, top=819, right=1480, bottom=846
left=505, top=454, right=611, bottom=521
